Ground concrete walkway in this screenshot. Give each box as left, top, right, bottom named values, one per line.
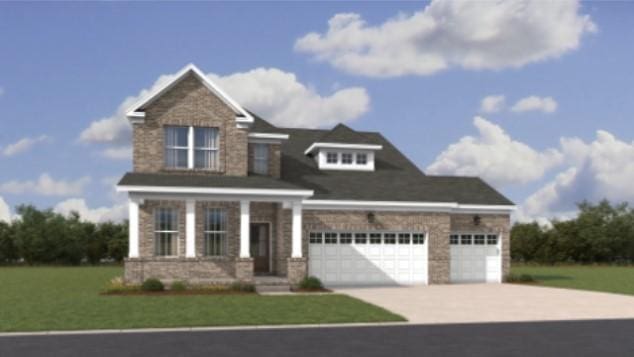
left=335, top=284, right=634, bottom=324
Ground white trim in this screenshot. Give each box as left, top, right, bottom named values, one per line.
left=187, top=126, right=194, bottom=170
left=185, top=200, right=196, bottom=258
left=117, top=185, right=314, bottom=198
left=302, top=200, right=516, bottom=213
left=126, top=63, right=254, bottom=126
left=247, top=133, right=289, bottom=140
left=128, top=199, right=140, bottom=258
left=240, top=200, right=250, bottom=258
left=304, top=142, right=383, bottom=155
left=291, top=201, right=302, bottom=258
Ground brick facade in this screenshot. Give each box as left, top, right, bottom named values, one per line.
left=132, top=72, right=248, bottom=176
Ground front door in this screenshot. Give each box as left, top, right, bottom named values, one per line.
left=250, top=223, right=270, bottom=274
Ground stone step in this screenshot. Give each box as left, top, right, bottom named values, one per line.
left=256, top=284, right=291, bottom=293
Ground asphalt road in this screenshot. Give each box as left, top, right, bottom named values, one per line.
left=2, top=319, right=634, bottom=357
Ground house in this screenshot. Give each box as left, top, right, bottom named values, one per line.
left=116, top=64, right=515, bottom=287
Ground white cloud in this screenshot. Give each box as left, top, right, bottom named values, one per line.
left=54, top=198, right=127, bottom=223
left=426, top=116, right=562, bottom=187
left=102, top=146, right=132, bottom=160
left=79, top=68, right=370, bottom=155
left=520, top=130, right=634, bottom=220
left=511, top=96, right=558, bottom=113
left=0, top=196, right=11, bottom=222
left=0, top=174, right=90, bottom=196
left=479, top=95, right=506, bottom=113
left=208, top=68, right=369, bottom=128
left=295, top=0, right=596, bottom=77
left=1, top=135, right=50, bottom=157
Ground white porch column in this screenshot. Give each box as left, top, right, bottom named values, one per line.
left=240, top=200, right=250, bottom=258
left=185, top=199, right=196, bottom=258
left=128, top=198, right=140, bottom=258
left=291, top=201, right=303, bottom=258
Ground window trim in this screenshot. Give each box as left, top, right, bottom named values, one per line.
left=164, top=125, right=220, bottom=171
left=326, top=152, right=339, bottom=164
left=253, top=143, right=269, bottom=175
left=203, top=207, right=228, bottom=257
left=154, top=207, right=179, bottom=257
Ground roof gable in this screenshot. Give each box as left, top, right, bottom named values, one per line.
left=126, top=64, right=254, bottom=127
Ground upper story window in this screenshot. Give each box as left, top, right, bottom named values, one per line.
left=164, top=126, right=219, bottom=170
left=194, top=127, right=219, bottom=170
left=253, top=144, right=269, bottom=175
left=341, top=153, right=353, bottom=165
left=326, top=152, right=338, bottom=164
left=165, top=127, right=189, bottom=168
left=356, top=153, right=367, bottom=165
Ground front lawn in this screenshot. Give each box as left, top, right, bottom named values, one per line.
left=0, top=267, right=404, bottom=332
left=512, top=265, right=634, bottom=296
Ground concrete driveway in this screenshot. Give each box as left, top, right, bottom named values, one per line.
left=335, top=284, right=634, bottom=324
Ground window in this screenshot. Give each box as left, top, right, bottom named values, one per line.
left=324, top=232, right=337, bottom=244
left=460, top=234, right=472, bottom=245
left=341, top=153, right=353, bottom=164
left=340, top=233, right=353, bottom=244
left=204, top=208, right=227, bottom=256
left=370, top=233, right=381, bottom=244
left=309, top=232, right=323, bottom=244
left=384, top=233, right=396, bottom=244
left=474, top=235, right=485, bottom=245
left=487, top=234, right=498, bottom=245
left=450, top=234, right=459, bottom=245
left=154, top=208, right=178, bottom=256
left=164, top=127, right=189, bottom=168
left=165, top=126, right=219, bottom=170
left=413, top=233, right=425, bottom=245
left=194, top=127, right=219, bottom=170
left=356, top=153, right=367, bottom=165
left=253, top=143, right=269, bottom=175
left=354, top=233, right=367, bottom=244
left=398, top=233, right=411, bottom=244
left=326, top=152, right=338, bottom=164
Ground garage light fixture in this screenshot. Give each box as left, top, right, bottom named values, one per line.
left=473, top=215, right=481, bottom=226
left=367, top=212, right=376, bottom=223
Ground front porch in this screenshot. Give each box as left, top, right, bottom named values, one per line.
left=120, top=186, right=313, bottom=285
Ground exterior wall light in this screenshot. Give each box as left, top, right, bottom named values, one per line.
left=367, top=212, right=376, bottom=224
left=473, top=215, right=481, bottom=226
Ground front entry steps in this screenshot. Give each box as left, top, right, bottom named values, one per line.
left=254, top=275, right=291, bottom=293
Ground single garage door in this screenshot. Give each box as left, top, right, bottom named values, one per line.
left=309, top=231, right=428, bottom=286
left=450, top=233, right=502, bottom=283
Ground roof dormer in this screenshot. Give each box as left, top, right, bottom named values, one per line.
left=304, top=124, right=382, bottom=172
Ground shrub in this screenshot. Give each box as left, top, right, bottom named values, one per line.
left=170, top=281, right=187, bottom=291
left=141, top=278, right=164, bottom=292
left=102, top=276, right=139, bottom=294
left=229, top=282, right=255, bottom=292
left=299, top=276, right=323, bottom=290
left=506, top=273, right=535, bottom=283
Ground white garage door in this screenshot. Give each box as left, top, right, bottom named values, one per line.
left=450, top=233, right=502, bottom=283
left=309, top=232, right=428, bottom=286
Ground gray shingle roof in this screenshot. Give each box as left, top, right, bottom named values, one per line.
left=275, top=126, right=513, bottom=205
left=118, top=172, right=308, bottom=191
left=316, top=123, right=376, bottom=145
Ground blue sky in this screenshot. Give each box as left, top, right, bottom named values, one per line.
left=0, top=1, right=633, bottom=223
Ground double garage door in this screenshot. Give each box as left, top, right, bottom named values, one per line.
left=450, top=233, right=502, bottom=283
left=308, top=231, right=502, bottom=286
left=308, top=231, right=428, bottom=285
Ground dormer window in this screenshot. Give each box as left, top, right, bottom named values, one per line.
left=326, top=152, right=338, bottom=164
left=356, top=153, right=367, bottom=165
left=341, top=153, right=353, bottom=165
left=165, top=126, right=219, bottom=170
left=253, top=143, right=269, bottom=175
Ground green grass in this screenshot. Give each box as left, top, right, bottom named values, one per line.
left=512, top=265, right=634, bottom=296
left=0, top=266, right=404, bottom=332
